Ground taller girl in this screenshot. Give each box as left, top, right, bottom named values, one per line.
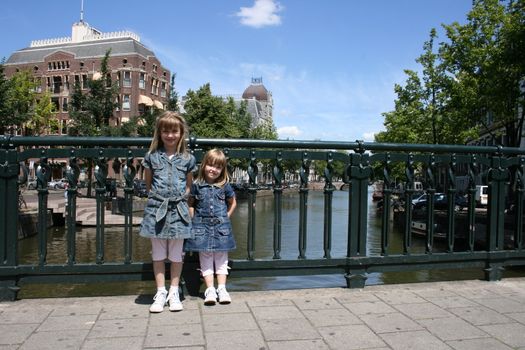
left=140, top=111, right=196, bottom=313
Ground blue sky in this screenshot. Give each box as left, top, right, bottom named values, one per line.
left=1, top=0, right=473, bottom=141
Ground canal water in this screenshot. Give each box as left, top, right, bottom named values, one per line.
left=17, top=187, right=524, bottom=298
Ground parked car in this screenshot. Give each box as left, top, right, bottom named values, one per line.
left=26, top=178, right=37, bottom=190
left=412, top=193, right=468, bottom=212
left=48, top=178, right=68, bottom=190
left=133, top=179, right=148, bottom=198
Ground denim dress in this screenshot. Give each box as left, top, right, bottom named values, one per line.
left=184, top=182, right=236, bottom=252
left=139, top=149, right=196, bottom=240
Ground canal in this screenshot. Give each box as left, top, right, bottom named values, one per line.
left=17, top=187, right=523, bottom=298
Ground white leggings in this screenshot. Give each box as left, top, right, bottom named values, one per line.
left=199, top=251, right=229, bottom=277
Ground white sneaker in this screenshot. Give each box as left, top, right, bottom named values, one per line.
left=149, top=290, right=168, bottom=313
left=167, top=290, right=183, bottom=312
left=217, top=287, right=231, bottom=304
left=204, top=287, right=217, bottom=305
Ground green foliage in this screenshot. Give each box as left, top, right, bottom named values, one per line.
left=29, top=91, right=56, bottom=135
left=1, top=69, right=37, bottom=134
left=0, top=62, right=14, bottom=134
left=166, top=74, right=179, bottom=112
left=379, top=0, right=524, bottom=147
left=68, top=50, right=118, bottom=136
left=183, top=83, right=276, bottom=140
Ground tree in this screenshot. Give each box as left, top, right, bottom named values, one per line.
left=166, top=74, right=179, bottom=112
left=440, top=0, right=525, bottom=147
left=28, top=91, right=57, bottom=135
left=0, top=62, right=13, bottom=134
left=68, top=50, right=117, bottom=136
left=3, top=69, right=37, bottom=135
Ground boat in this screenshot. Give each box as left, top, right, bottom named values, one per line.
left=371, top=181, right=384, bottom=201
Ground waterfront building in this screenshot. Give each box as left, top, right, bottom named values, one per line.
left=4, top=16, right=170, bottom=135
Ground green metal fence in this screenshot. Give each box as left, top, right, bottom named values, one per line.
left=1, top=135, right=525, bottom=300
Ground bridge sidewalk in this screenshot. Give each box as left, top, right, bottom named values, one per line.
left=2, top=278, right=525, bottom=349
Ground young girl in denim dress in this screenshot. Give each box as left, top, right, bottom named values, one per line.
left=140, top=111, right=196, bottom=313
left=184, top=149, right=237, bottom=305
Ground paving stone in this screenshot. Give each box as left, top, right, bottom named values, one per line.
left=341, top=300, right=397, bottom=315
left=0, top=324, right=38, bottom=345
left=144, top=323, right=204, bottom=348
left=18, top=329, right=88, bottom=350
left=317, top=324, right=386, bottom=349
left=417, top=317, right=489, bottom=341
left=303, top=308, right=362, bottom=327
left=87, top=317, right=148, bottom=338
left=475, top=297, right=525, bottom=314
left=359, top=312, right=423, bottom=333
left=446, top=337, right=514, bottom=350
left=393, top=302, right=453, bottom=319
left=258, top=318, right=319, bottom=341
left=148, top=309, right=201, bottom=326
left=251, top=305, right=304, bottom=320
left=479, top=323, right=525, bottom=348
left=267, top=339, right=330, bottom=350
left=203, top=312, right=258, bottom=332
left=292, top=297, right=343, bottom=310
left=380, top=329, right=451, bottom=350
left=37, top=314, right=97, bottom=331
left=0, top=307, right=51, bottom=324
left=205, top=330, right=266, bottom=350
left=448, top=306, right=514, bottom=325
left=81, top=336, right=144, bottom=350
left=374, top=290, right=427, bottom=304
left=426, top=296, right=479, bottom=309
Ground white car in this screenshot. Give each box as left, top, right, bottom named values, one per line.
left=48, top=178, right=68, bottom=190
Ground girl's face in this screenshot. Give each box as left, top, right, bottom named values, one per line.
left=160, top=126, right=181, bottom=151
left=203, top=163, right=223, bottom=184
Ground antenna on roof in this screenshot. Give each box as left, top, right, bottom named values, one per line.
left=80, top=0, right=84, bottom=22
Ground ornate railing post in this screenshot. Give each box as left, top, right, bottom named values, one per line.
left=247, top=151, right=258, bottom=260
left=0, top=136, right=20, bottom=300
left=485, top=149, right=509, bottom=281
left=381, top=155, right=393, bottom=256
left=94, top=153, right=108, bottom=264
left=345, top=142, right=371, bottom=288
left=425, top=155, right=437, bottom=254
left=123, top=151, right=136, bottom=264
left=403, top=154, right=415, bottom=254
left=466, top=156, right=478, bottom=251
left=514, top=157, right=525, bottom=250
left=323, top=152, right=334, bottom=259
left=272, top=152, right=283, bottom=259
left=298, top=152, right=310, bottom=259
left=65, top=152, right=80, bottom=265
left=446, top=155, right=458, bottom=252
left=36, top=154, right=51, bottom=266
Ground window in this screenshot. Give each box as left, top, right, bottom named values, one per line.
left=62, top=98, right=68, bottom=111
left=160, top=82, right=167, bottom=97
left=139, top=73, right=146, bottom=89
left=122, top=94, right=130, bottom=111
left=82, top=74, right=88, bottom=89
left=123, top=71, right=131, bottom=87
left=51, top=97, right=60, bottom=111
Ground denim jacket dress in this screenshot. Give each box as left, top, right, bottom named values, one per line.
left=183, top=181, right=236, bottom=252
left=139, top=149, right=196, bottom=239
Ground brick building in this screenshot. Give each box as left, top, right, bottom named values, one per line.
left=4, top=19, right=170, bottom=134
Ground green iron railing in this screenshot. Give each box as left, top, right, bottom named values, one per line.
left=1, top=135, right=525, bottom=300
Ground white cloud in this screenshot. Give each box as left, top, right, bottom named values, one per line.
left=277, top=126, right=302, bottom=139
left=236, top=0, right=283, bottom=28
left=362, top=132, right=377, bottom=141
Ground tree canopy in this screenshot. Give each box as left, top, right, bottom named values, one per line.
left=377, top=0, right=525, bottom=147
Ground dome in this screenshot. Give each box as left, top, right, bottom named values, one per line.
left=242, top=78, right=269, bottom=101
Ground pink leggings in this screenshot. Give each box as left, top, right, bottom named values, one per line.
left=199, top=251, right=229, bottom=277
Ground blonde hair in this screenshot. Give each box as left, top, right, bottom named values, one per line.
left=197, top=148, right=230, bottom=187
left=148, top=111, right=189, bottom=154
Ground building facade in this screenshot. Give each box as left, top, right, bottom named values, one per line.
left=4, top=19, right=170, bottom=134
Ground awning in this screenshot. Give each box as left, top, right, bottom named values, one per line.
left=138, top=95, right=153, bottom=106
left=153, top=100, right=163, bottom=109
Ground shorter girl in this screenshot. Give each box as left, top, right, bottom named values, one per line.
left=184, top=149, right=237, bottom=305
